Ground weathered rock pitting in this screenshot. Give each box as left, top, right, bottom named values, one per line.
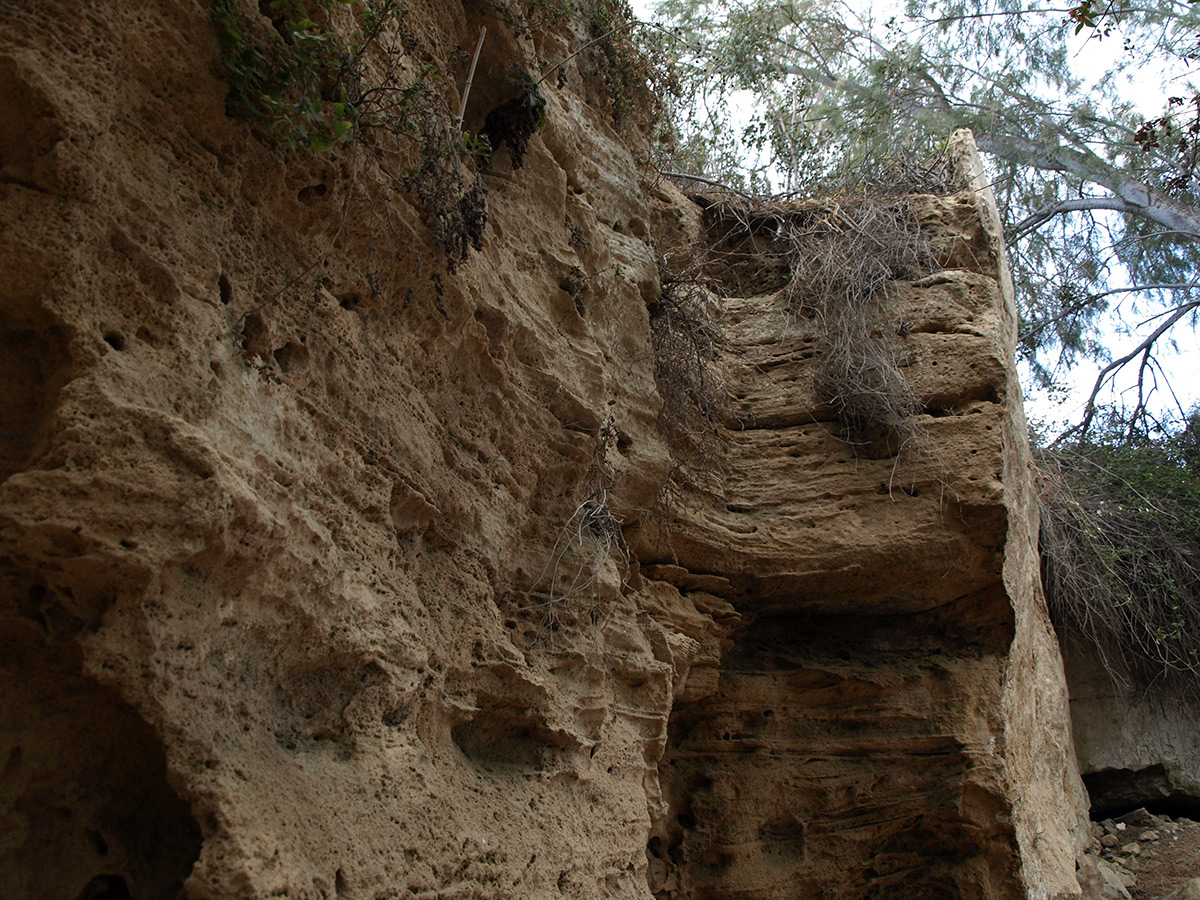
left=1, top=3, right=1086, bottom=898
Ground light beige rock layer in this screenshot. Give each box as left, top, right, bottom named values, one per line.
left=1064, top=632, right=1200, bottom=815
left=1, top=4, right=1084, bottom=899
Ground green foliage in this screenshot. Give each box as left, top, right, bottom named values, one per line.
left=1038, top=410, right=1200, bottom=696
left=586, top=0, right=675, bottom=131
left=458, top=131, right=494, bottom=169
left=211, top=0, right=364, bottom=151
left=212, top=0, right=500, bottom=269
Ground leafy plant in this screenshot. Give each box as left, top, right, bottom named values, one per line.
left=458, top=131, right=494, bottom=169
left=585, top=0, right=675, bottom=132
left=212, top=0, right=496, bottom=269
left=211, top=0, right=362, bottom=151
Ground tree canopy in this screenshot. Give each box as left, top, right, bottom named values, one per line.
left=647, top=0, right=1200, bottom=439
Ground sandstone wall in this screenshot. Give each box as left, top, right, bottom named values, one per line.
left=1, top=4, right=1085, bottom=899
left=636, top=138, right=1088, bottom=900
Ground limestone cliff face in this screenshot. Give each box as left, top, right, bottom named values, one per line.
left=1, top=3, right=1084, bottom=899
left=1063, top=633, right=1200, bottom=817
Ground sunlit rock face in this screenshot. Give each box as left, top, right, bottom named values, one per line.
left=639, top=160, right=1087, bottom=900
left=0, top=0, right=1084, bottom=893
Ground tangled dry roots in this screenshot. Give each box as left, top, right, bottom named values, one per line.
left=781, top=194, right=930, bottom=446
left=650, top=246, right=728, bottom=465
left=527, top=421, right=631, bottom=645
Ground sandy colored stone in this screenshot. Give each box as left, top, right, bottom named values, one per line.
left=1077, top=856, right=1132, bottom=900
left=0, top=9, right=1086, bottom=900
left=1064, top=631, right=1200, bottom=816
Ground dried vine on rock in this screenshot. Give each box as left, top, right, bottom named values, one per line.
left=695, top=158, right=956, bottom=451
left=650, top=245, right=729, bottom=474
left=781, top=193, right=929, bottom=449
left=528, top=420, right=631, bottom=647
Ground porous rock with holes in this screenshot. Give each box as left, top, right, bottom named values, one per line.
left=1, top=2, right=1087, bottom=899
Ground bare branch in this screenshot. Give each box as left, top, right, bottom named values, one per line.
left=1055, top=298, right=1200, bottom=445
left=1010, top=196, right=1172, bottom=240
left=977, top=133, right=1200, bottom=239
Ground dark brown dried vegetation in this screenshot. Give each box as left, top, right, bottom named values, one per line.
left=650, top=246, right=729, bottom=468
left=780, top=193, right=930, bottom=448
left=481, top=81, right=546, bottom=169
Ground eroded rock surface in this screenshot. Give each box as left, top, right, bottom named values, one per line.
left=637, top=144, right=1087, bottom=900
left=1, top=4, right=1085, bottom=898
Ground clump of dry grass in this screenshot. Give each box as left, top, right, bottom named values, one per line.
left=1037, top=421, right=1200, bottom=698
left=780, top=192, right=931, bottom=447
left=688, top=155, right=959, bottom=450
left=650, top=245, right=729, bottom=465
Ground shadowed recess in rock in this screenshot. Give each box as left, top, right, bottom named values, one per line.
left=0, top=585, right=202, bottom=900
left=648, top=612, right=1022, bottom=900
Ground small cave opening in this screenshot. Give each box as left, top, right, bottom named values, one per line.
left=1084, top=765, right=1200, bottom=821
left=0, top=597, right=203, bottom=900
left=73, top=874, right=133, bottom=900
left=0, top=315, right=71, bottom=481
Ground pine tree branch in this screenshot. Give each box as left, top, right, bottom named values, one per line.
left=976, top=133, right=1200, bottom=240
left=1010, top=196, right=1163, bottom=239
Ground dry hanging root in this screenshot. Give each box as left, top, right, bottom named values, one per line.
left=650, top=245, right=729, bottom=465
left=527, top=421, right=631, bottom=645
left=781, top=195, right=930, bottom=449
left=1037, top=442, right=1200, bottom=699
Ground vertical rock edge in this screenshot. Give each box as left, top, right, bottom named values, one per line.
left=951, top=128, right=1091, bottom=899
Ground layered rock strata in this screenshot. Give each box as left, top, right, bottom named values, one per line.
left=637, top=140, right=1088, bottom=900
left=0, top=3, right=1085, bottom=899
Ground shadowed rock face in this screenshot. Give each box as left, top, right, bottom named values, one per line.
left=649, top=614, right=1020, bottom=900
left=0, top=604, right=202, bottom=900
left=1063, top=630, right=1200, bottom=819
left=0, top=3, right=1084, bottom=898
